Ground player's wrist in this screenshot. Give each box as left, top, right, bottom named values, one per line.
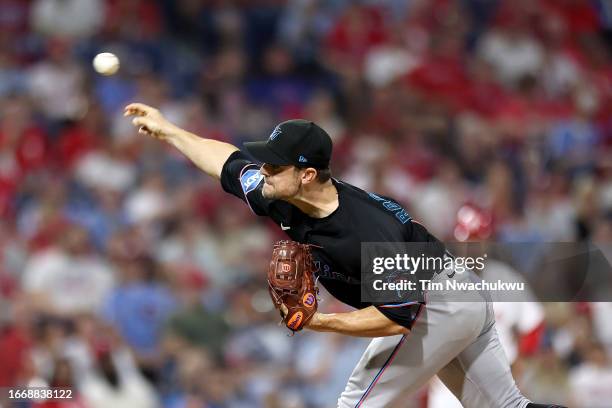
left=305, top=312, right=328, bottom=331
left=166, top=125, right=192, bottom=146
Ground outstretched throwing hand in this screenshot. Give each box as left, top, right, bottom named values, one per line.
left=124, top=102, right=177, bottom=142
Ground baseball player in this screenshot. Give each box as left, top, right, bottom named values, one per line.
left=125, top=103, right=564, bottom=408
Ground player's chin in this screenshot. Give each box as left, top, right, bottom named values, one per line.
left=263, top=185, right=293, bottom=200
left=262, top=183, right=277, bottom=199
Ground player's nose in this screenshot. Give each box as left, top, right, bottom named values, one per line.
left=260, top=164, right=271, bottom=176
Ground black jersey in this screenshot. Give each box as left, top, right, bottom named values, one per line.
left=220, top=151, right=440, bottom=328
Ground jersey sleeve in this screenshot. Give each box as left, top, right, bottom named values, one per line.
left=220, top=150, right=272, bottom=216
left=375, top=302, right=424, bottom=330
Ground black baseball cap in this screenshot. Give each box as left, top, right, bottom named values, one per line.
left=243, top=119, right=332, bottom=168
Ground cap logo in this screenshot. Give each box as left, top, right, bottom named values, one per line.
left=298, top=155, right=307, bottom=163
left=269, top=125, right=282, bottom=141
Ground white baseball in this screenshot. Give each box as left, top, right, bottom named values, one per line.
left=93, top=52, right=120, bottom=76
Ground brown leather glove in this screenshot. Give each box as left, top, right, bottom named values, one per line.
left=267, top=240, right=318, bottom=332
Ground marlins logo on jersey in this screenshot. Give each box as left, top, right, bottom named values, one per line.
left=240, top=168, right=264, bottom=194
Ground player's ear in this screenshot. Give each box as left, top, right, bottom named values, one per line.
left=300, top=167, right=318, bottom=184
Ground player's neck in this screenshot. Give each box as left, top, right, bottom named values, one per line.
left=287, top=180, right=339, bottom=218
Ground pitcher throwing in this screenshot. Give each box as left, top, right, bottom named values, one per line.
left=125, top=102, right=564, bottom=408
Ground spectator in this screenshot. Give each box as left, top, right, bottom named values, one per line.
left=478, top=15, right=544, bottom=88
left=163, top=268, right=229, bottom=361
left=569, top=342, right=612, bottom=408
left=27, top=38, right=88, bottom=122
left=0, top=95, right=49, bottom=216
left=101, top=256, right=176, bottom=373
left=74, top=137, right=138, bottom=194
left=30, top=0, right=105, bottom=39
left=80, top=346, right=159, bottom=408
left=124, top=172, right=171, bottom=224
left=22, top=224, right=115, bottom=317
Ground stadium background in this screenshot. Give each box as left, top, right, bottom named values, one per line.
left=0, top=0, right=611, bottom=407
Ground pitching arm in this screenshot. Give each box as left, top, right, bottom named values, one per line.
left=124, top=103, right=239, bottom=180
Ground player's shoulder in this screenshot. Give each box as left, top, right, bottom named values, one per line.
left=333, top=178, right=373, bottom=200
left=335, top=179, right=395, bottom=202
left=238, top=163, right=264, bottom=195
left=335, top=179, right=412, bottom=225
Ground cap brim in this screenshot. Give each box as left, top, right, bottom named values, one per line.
left=243, top=141, right=292, bottom=166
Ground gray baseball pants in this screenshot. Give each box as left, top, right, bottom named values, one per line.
left=338, top=275, right=531, bottom=407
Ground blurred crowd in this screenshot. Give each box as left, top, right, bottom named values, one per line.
left=0, top=0, right=611, bottom=407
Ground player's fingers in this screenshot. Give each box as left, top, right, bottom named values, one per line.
left=124, top=106, right=141, bottom=117
left=124, top=102, right=156, bottom=117
left=125, top=102, right=151, bottom=113
left=132, top=117, right=147, bottom=128
left=132, top=117, right=156, bottom=134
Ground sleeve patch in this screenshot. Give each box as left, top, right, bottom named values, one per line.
left=240, top=168, right=264, bottom=195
